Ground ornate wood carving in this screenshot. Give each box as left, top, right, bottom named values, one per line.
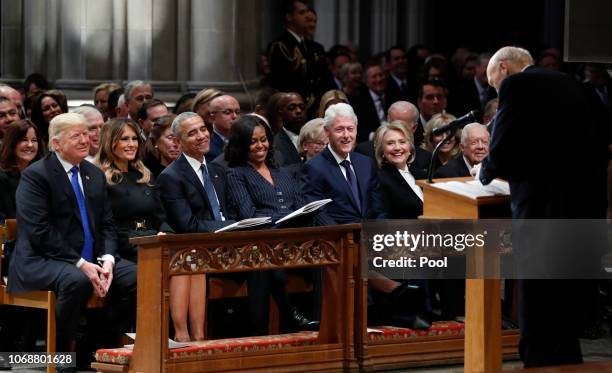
left=168, top=239, right=340, bottom=275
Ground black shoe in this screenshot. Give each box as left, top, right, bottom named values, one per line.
left=385, top=314, right=431, bottom=330
left=286, top=307, right=320, bottom=332
left=55, top=366, right=77, bottom=373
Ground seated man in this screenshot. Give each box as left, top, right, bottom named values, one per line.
left=435, top=122, right=489, bottom=178
left=8, top=113, right=136, bottom=372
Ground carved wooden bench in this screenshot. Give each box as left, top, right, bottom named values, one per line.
left=92, top=224, right=361, bottom=373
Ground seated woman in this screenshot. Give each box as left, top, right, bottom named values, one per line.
left=317, top=90, right=348, bottom=118
left=373, top=121, right=423, bottom=219
left=225, top=115, right=325, bottom=335
left=143, top=114, right=181, bottom=177
left=30, top=91, right=67, bottom=144
left=422, top=113, right=460, bottom=174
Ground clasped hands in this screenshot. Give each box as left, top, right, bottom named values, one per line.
left=80, top=260, right=113, bottom=297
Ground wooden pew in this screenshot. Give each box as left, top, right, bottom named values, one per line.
left=92, top=224, right=360, bottom=373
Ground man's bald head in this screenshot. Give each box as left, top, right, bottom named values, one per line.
left=0, top=84, right=23, bottom=118
left=487, top=46, right=533, bottom=92
left=388, top=101, right=419, bottom=132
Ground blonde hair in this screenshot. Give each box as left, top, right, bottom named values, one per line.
left=48, top=112, right=88, bottom=152
left=422, top=113, right=460, bottom=158
left=373, top=121, right=415, bottom=167
left=96, top=118, right=151, bottom=185
left=298, top=118, right=325, bottom=154
left=192, top=88, right=223, bottom=117
left=317, top=90, right=348, bottom=118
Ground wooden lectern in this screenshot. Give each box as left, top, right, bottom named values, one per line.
left=417, top=177, right=517, bottom=373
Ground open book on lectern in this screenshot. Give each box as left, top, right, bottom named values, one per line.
left=429, top=179, right=509, bottom=199
left=275, top=199, right=333, bottom=224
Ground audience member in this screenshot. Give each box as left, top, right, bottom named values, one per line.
left=72, top=105, right=105, bottom=163
left=416, top=79, right=449, bottom=145
left=207, top=94, right=241, bottom=162
left=93, top=83, right=122, bottom=121
left=298, top=118, right=328, bottom=162
left=157, top=112, right=234, bottom=341
left=435, top=122, right=489, bottom=178
left=317, top=89, right=348, bottom=118
left=23, top=73, right=49, bottom=98
left=0, top=84, right=24, bottom=118
left=136, top=98, right=169, bottom=141
left=144, top=114, right=180, bottom=177
left=482, top=98, right=498, bottom=126
left=0, top=97, right=20, bottom=138
left=107, top=88, right=124, bottom=119
left=274, top=92, right=307, bottom=166
left=339, top=62, right=363, bottom=99
left=173, top=92, right=196, bottom=115
left=329, top=51, right=352, bottom=89
left=422, top=113, right=460, bottom=173
left=8, top=113, right=137, bottom=364
left=385, top=45, right=418, bottom=103
left=96, top=118, right=172, bottom=264
left=192, top=88, right=223, bottom=132
left=30, top=92, right=67, bottom=143
left=124, top=80, right=153, bottom=120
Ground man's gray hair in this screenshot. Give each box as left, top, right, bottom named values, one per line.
left=48, top=113, right=88, bottom=151
left=71, top=105, right=102, bottom=124
left=171, top=111, right=201, bottom=136
left=489, top=46, right=534, bottom=68
left=388, top=101, right=419, bottom=120
left=460, top=122, right=489, bottom=145
left=323, top=103, right=358, bottom=128
left=124, top=80, right=153, bottom=100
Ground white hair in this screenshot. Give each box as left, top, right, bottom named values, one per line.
left=48, top=113, right=88, bottom=151
left=388, top=101, right=419, bottom=120
left=323, top=103, right=358, bottom=128
left=124, top=80, right=153, bottom=100
left=71, top=106, right=102, bottom=126
left=117, top=94, right=126, bottom=107
left=171, top=111, right=200, bottom=136
left=489, top=46, right=534, bottom=69
left=460, top=122, right=489, bottom=145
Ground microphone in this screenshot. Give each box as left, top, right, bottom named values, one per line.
left=431, top=110, right=479, bottom=136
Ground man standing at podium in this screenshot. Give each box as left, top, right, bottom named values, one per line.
left=480, top=46, right=607, bottom=368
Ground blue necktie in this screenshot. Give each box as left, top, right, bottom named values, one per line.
left=70, top=166, right=93, bottom=262
left=340, top=160, right=361, bottom=212
left=201, top=164, right=222, bottom=220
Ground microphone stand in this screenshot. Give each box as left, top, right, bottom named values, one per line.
left=426, top=131, right=455, bottom=183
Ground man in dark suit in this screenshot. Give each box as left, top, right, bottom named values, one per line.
left=8, top=113, right=136, bottom=369
left=416, top=79, right=448, bottom=146
left=206, top=95, right=241, bottom=162
left=301, top=102, right=387, bottom=223
left=158, top=112, right=234, bottom=233
left=351, top=63, right=398, bottom=143
left=385, top=46, right=418, bottom=104
left=274, top=92, right=306, bottom=166
left=435, top=122, right=489, bottom=178
left=480, top=46, right=607, bottom=368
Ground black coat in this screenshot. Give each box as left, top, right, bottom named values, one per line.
left=378, top=163, right=423, bottom=219
left=8, top=153, right=117, bottom=293
left=157, top=154, right=234, bottom=233
left=434, top=156, right=470, bottom=178
left=274, top=130, right=302, bottom=166
left=0, top=168, right=20, bottom=219
left=107, top=170, right=173, bottom=262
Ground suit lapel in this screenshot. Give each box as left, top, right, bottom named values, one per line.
left=350, top=155, right=368, bottom=211
left=48, top=153, right=82, bottom=224
left=322, top=149, right=361, bottom=212
left=177, top=154, right=211, bottom=208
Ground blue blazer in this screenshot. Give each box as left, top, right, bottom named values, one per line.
left=226, top=165, right=333, bottom=226
left=157, top=154, right=233, bottom=233
left=8, top=152, right=117, bottom=293
left=300, top=147, right=387, bottom=224
left=206, top=131, right=225, bottom=163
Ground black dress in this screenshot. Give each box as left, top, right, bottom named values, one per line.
left=107, top=169, right=173, bottom=262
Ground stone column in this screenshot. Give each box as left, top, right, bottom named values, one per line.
left=188, top=0, right=259, bottom=91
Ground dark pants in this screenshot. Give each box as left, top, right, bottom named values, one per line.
left=52, top=259, right=136, bottom=349
left=518, top=279, right=586, bottom=368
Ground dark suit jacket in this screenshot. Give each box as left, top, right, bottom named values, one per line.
left=481, top=66, right=607, bottom=219
left=434, top=156, right=471, bottom=178
left=206, top=131, right=225, bottom=163
left=448, top=79, right=484, bottom=118
left=8, top=153, right=117, bottom=293
left=226, top=165, right=333, bottom=226
left=274, top=130, right=302, bottom=166
left=0, top=168, right=20, bottom=219
left=301, top=147, right=387, bottom=224
left=157, top=154, right=233, bottom=233
left=350, top=88, right=393, bottom=143
left=378, top=163, right=423, bottom=219
left=386, top=75, right=418, bottom=105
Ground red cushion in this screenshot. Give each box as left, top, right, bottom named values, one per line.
left=367, top=321, right=465, bottom=342
left=95, top=331, right=319, bottom=365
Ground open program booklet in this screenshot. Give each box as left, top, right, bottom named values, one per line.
left=275, top=199, right=333, bottom=224
left=214, top=217, right=272, bottom=233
